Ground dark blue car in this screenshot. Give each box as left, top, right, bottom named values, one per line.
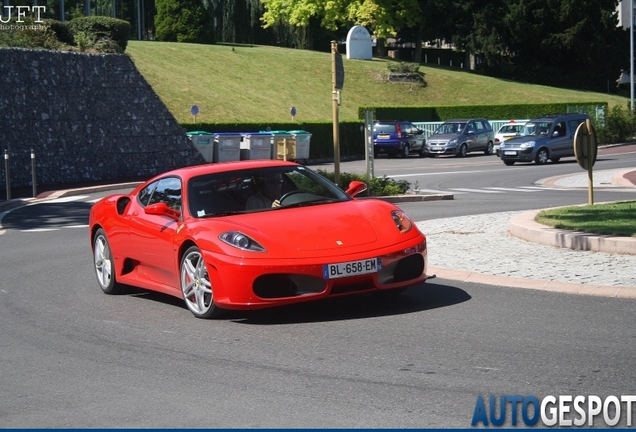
left=373, top=120, right=426, bottom=158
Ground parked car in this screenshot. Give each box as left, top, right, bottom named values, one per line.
left=89, top=160, right=428, bottom=319
left=373, top=120, right=426, bottom=158
left=494, top=121, right=526, bottom=156
left=498, top=113, right=591, bottom=165
left=425, top=118, right=495, bottom=157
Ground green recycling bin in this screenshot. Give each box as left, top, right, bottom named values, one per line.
left=186, top=131, right=214, bottom=162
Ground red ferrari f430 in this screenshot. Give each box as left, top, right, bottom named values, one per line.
left=89, top=160, right=428, bottom=318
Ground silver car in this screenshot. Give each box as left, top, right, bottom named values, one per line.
left=499, top=113, right=590, bottom=165
left=425, top=118, right=495, bottom=157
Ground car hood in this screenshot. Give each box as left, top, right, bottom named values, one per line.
left=501, top=136, right=534, bottom=146
left=247, top=204, right=379, bottom=251
left=188, top=200, right=414, bottom=258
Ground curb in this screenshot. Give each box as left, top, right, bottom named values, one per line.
left=427, top=267, right=636, bottom=299
left=509, top=209, right=636, bottom=255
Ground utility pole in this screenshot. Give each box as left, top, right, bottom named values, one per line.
left=331, top=41, right=344, bottom=185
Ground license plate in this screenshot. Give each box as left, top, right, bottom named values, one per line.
left=323, top=258, right=381, bottom=279
left=378, top=134, right=390, bottom=139
left=504, top=150, right=517, bottom=155
left=430, top=146, right=442, bottom=150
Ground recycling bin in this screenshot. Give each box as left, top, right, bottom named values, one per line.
left=186, top=131, right=215, bottom=162
left=240, top=132, right=273, bottom=160
left=213, top=133, right=241, bottom=162
left=271, top=132, right=297, bottom=161
left=289, top=130, right=312, bottom=160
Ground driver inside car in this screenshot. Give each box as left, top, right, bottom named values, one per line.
left=246, top=174, right=283, bottom=210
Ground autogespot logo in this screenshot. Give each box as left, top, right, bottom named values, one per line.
left=471, top=395, right=636, bottom=427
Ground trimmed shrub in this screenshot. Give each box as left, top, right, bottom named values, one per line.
left=67, top=16, right=131, bottom=52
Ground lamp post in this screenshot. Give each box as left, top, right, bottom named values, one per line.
left=631, top=0, right=634, bottom=110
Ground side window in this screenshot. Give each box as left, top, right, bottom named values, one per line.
left=475, top=121, right=485, bottom=132
left=568, top=119, right=584, bottom=135
left=138, top=181, right=158, bottom=206
left=467, top=122, right=475, bottom=133
left=148, top=177, right=182, bottom=211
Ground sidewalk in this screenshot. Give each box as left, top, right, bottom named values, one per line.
left=2, top=166, right=636, bottom=298
left=422, top=166, right=636, bottom=298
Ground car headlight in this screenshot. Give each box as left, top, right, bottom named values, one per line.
left=391, top=210, right=413, bottom=234
left=448, top=139, right=457, bottom=146
left=219, top=231, right=266, bottom=252
left=520, top=141, right=535, bottom=149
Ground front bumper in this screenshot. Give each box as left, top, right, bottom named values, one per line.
left=426, top=144, right=457, bottom=155
left=499, top=147, right=535, bottom=162
left=202, top=236, right=428, bottom=310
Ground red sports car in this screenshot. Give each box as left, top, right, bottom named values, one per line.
left=89, top=160, right=428, bottom=319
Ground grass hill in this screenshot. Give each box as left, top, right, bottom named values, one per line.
left=126, top=40, right=629, bottom=124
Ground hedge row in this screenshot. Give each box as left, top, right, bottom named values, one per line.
left=358, top=103, right=608, bottom=123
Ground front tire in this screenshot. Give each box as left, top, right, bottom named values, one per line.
left=93, top=229, right=123, bottom=294
left=503, top=160, right=515, bottom=166
left=180, top=246, right=222, bottom=319
left=535, top=148, right=549, bottom=165
left=456, top=144, right=468, bottom=158
left=401, top=144, right=410, bottom=158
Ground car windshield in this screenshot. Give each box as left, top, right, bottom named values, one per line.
left=434, top=122, right=466, bottom=134
left=499, top=125, right=522, bottom=134
left=187, top=165, right=350, bottom=218
left=519, top=121, right=552, bottom=137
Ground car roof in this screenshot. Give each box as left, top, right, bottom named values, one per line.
left=529, top=113, right=590, bottom=122
left=443, top=118, right=488, bottom=122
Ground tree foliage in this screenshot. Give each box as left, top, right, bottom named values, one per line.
left=155, top=0, right=215, bottom=43
left=260, top=0, right=630, bottom=92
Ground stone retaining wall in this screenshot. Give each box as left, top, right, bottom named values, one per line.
left=0, top=48, right=205, bottom=191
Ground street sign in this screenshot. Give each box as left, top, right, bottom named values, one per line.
left=574, top=119, right=597, bottom=170
left=573, top=118, right=598, bottom=205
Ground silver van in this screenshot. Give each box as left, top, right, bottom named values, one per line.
left=499, top=113, right=590, bottom=165
left=425, top=118, right=495, bottom=157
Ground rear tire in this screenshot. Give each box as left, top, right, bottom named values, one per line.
left=484, top=141, right=494, bottom=155
left=93, top=229, right=123, bottom=294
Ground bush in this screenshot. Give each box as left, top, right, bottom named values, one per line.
left=315, top=170, right=411, bottom=196
left=67, top=16, right=131, bottom=52
left=596, top=104, right=636, bottom=145
left=387, top=62, right=420, bottom=73
left=0, top=17, right=63, bottom=49
left=46, top=20, right=74, bottom=45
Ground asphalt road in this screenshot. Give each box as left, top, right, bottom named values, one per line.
left=1, top=149, right=635, bottom=427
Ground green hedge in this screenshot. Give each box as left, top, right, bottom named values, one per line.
left=67, top=16, right=131, bottom=52
left=358, top=103, right=608, bottom=123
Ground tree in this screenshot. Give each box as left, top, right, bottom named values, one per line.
left=260, top=0, right=410, bottom=49
left=155, top=0, right=215, bottom=43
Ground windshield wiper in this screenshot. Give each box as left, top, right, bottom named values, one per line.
left=201, top=210, right=243, bottom=217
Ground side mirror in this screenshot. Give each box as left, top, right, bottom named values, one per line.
left=345, top=180, right=367, bottom=198
left=145, top=202, right=181, bottom=221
